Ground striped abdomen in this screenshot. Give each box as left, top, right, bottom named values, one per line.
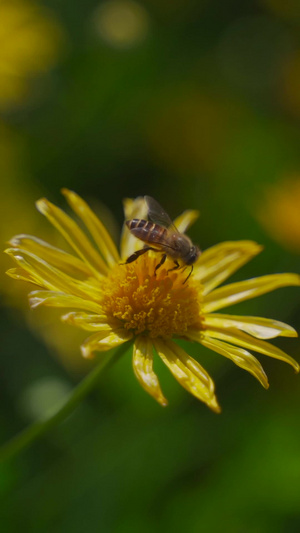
left=126, top=219, right=168, bottom=245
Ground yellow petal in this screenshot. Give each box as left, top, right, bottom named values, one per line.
left=29, top=290, right=103, bottom=313
left=200, top=336, right=269, bottom=389
left=36, top=198, right=108, bottom=277
left=61, top=189, right=119, bottom=268
left=6, top=267, right=41, bottom=286
left=173, top=209, right=199, bottom=233
left=123, top=196, right=146, bottom=220
left=9, top=234, right=92, bottom=278
left=5, top=248, right=101, bottom=300
left=133, top=336, right=168, bottom=406
left=203, top=273, right=300, bottom=313
left=204, top=314, right=298, bottom=339
left=120, top=196, right=148, bottom=260
left=81, top=329, right=133, bottom=359
left=61, top=311, right=118, bottom=331
left=153, top=339, right=221, bottom=412
left=6, top=248, right=59, bottom=291
left=199, top=327, right=299, bottom=372
left=194, top=241, right=263, bottom=295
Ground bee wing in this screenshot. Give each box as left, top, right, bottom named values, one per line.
left=144, top=196, right=179, bottom=232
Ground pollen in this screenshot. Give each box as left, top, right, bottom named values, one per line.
left=100, top=254, right=203, bottom=338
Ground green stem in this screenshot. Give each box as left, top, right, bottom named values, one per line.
left=0, top=342, right=131, bottom=462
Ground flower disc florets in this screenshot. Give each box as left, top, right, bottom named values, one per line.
left=100, top=254, right=203, bottom=338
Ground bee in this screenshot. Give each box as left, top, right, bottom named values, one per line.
left=125, top=196, right=201, bottom=283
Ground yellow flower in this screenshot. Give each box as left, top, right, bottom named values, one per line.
left=0, top=0, right=64, bottom=111
left=5, top=190, right=300, bottom=411
left=257, top=176, right=300, bottom=254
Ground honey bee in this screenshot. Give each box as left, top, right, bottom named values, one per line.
left=125, top=196, right=201, bottom=283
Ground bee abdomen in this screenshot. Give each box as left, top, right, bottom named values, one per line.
left=126, top=219, right=167, bottom=243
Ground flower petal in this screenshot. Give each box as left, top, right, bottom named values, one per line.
left=198, top=327, right=299, bottom=372
left=6, top=267, right=40, bottom=286
left=9, top=234, right=92, bottom=278
left=203, top=273, right=300, bottom=313
left=61, top=311, right=118, bottom=331
left=194, top=241, right=263, bottom=294
left=204, top=314, right=298, bottom=339
left=62, top=189, right=119, bottom=268
left=81, top=329, right=133, bottom=358
left=29, top=290, right=103, bottom=313
left=120, top=196, right=148, bottom=260
left=153, top=339, right=221, bottom=412
left=200, top=336, right=269, bottom=389
left=36, top=198, right=108, bottom=276
left=5, top=248, right=101, bottom=300
left=173, top=209, right=199, bottom=233
left=133, top=336, right=168, bottom=406
left=123, top=196, right=147, bottom=221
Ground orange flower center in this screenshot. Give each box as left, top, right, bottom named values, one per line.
left=100, top=253, right=203, bottom=338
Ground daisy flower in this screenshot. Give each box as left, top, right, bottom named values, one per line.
left=5, top=190, right=300, bottom=412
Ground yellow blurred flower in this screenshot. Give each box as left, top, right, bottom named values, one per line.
left=5, top=190, right=300, bottom=410
left=0, top=125, right=87, bottom=371
left=0, top=124, right=46, bottom=303
left=257, top=176, right=300, bottom=253
left=0, top=0, right=64, bottom=110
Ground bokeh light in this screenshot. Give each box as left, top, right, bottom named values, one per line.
left=93, top=0, right=150, bottom=48
left=256, top=175, right=300, bottom=254
left=19, top=376, right=72, bottom=421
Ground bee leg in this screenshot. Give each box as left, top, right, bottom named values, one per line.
left=154, top=253, right=167, bottom=276
left=183, top=265, right=193, bottom=284
left=123, top=246, right=155, bottom=264
left=167, top=260, right=180, bottom=273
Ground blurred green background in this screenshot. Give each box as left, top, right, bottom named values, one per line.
left=1, top=0, right=300, bottom=531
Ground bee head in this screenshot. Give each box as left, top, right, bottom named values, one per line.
left=186, top=245, right=201, bottom=265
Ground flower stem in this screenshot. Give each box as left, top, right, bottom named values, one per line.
left=0, top=342, right=131, bottom=462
